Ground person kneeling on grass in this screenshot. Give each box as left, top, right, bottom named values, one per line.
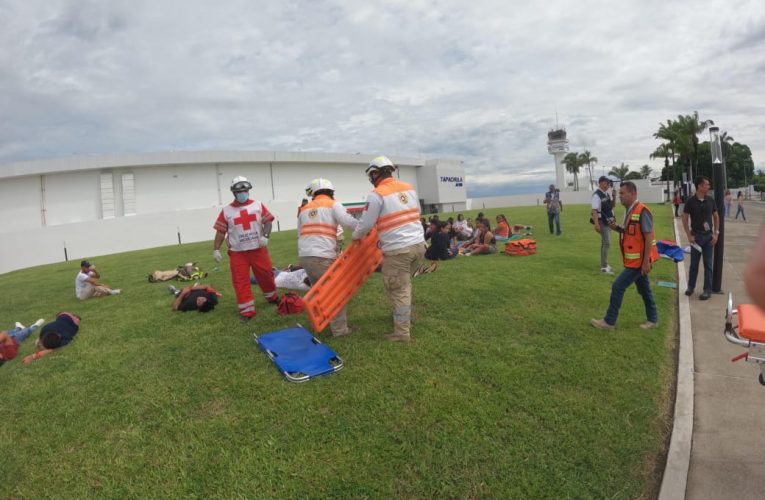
left=22, top=312, right=80, bottom=365
left=168, top=284, right=221, bottom=312
left=0, top=318, right=45, bottom=367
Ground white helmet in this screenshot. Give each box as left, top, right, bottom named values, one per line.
left=306, top=178, right=335, bottom=197
left=230, top=176, right=252, bottom=192
left=365, top=156, right=396, bottom=184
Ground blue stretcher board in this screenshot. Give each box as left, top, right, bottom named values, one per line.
left=254, top=327, right=343, bottom=383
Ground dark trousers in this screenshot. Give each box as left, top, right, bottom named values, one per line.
left=687, top=233, right=714, bottom=293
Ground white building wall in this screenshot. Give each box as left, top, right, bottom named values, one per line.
left=0, top=176, right=42, bottom=232
left=0, top=151, right=463, bottom=275
left=44, top=170, right=101, bottom=225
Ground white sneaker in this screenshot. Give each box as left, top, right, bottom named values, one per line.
left=14, top=321, right=25, bottom=329
left=33, top=318, right=45, bottom=328
left=600, top=267, right=614, bottom=275
left=167, top=285, right=178, bottom=295
left=110, top=289, right=122, bottom=295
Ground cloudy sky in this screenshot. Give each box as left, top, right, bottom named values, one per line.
left=1, top=0, right=763, bottom=196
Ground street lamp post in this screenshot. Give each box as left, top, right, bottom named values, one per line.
left=710, top=126, right=726, bottom=293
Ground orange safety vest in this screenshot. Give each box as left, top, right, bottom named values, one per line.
left=372, top=178, right=423, bottom=251
left=298, top=195, right=340, bottom=259
left=621, top=202, right=659, bottom=268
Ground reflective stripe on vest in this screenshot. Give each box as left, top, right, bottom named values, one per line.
left=620, top=202, right=659, bottom=268
left=298, top=195, right=341, bottom=258
left=372, top=178, right=424, bottom=252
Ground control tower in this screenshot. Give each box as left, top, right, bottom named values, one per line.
left=547, top=128, right=569, bottom=189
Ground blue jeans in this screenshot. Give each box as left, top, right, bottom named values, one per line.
left=604, top=267, right=658, bottom=326
left=735, top=204, right=746, bottom=220
left=548, top=212, right=561, bottom=234
left=6, top=323, right=40, bottom=345
left=687, top=233, right=714, bottom=293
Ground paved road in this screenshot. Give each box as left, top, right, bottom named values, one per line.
left=684, top=201, right=765, bottom=499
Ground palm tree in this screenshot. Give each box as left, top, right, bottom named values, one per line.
left=563, top=152, right=581, bottom=191
left=609, top=163, right=630, bottom=181
left=676, top=111, right=714, bottom=184
left=720, top=131, right=734, bottom=161
left=653, top=119, right=681, bottom=192
left=640, top=164, right=652, bottom=179
left=578, top=150, right=598, bottom=190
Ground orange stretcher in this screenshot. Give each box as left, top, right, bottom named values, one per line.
left=304, top=228, right=383, bottom=333
left=725, top=293, right=765, bottom=385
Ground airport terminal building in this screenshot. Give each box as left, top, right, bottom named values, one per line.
left=0, top=151, right=466, bottom=274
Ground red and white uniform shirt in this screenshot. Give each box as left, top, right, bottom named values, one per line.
left=298, top=195, right=358, bottom=259
left=214, top=200, right=274, bottom=252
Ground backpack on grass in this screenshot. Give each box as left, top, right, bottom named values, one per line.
left=504, top=238, right=537, bottom=256
left=277, top=292, right=306, bottom=315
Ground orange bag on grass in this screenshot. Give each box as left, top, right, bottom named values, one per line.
left=504, top=238, right=537, bottom=256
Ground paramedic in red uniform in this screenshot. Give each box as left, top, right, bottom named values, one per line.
left=213, top=176, right=279, bottom=321
left=352, top=156, right=425, bottom=342
left=298, top=178, right=359, bottom=338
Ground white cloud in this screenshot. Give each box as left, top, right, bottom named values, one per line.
left=1, top=0, right=763, bottom=194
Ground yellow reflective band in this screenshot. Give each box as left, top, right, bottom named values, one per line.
left=625, top=253, right=641, bottom=259
left=630, top=214, right=640, bottom=221
left=651, top=239, right=657, bottom=245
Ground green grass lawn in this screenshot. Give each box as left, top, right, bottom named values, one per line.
left=0, top=203, right=678, bottom=498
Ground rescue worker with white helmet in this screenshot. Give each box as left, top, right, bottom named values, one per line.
left=213, top=176, right=279, bottom=321
left=298, top=178, right=359, bottom=337
left=352, top=156, right=425, bottom=342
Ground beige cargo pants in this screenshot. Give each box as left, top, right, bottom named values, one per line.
left=382, top=242, right=426, bottom=338
left=300, top=256, right=350, bottom=337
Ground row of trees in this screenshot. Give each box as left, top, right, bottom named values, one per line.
left=651, top=110, right=756, bottom=191
left=562, top=151, right=652, bottom=191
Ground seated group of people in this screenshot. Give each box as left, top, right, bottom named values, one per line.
left=422, top=212, right=533, bottom=260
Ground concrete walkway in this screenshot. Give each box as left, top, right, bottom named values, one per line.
left=674, top=201, right=765, bottom=499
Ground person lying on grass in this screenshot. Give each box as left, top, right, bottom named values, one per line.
left=22, top=312, right=80, bottom=365
left=168, top=284, right=221, bottom=312
left=0, top=318, right=45, bottom=367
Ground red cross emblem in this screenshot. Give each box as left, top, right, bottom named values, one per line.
left=233, top=209, right=258, bottom=230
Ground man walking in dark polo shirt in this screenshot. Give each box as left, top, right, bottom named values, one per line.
left=682, top=176, right=719, bottom=300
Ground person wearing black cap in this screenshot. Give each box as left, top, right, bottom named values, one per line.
left=591, top=176, right=616, bottom=274
left=75, top=260, right=121, bottom=300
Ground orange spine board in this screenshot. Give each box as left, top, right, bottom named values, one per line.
left=304, top=228, right=383, bottom=332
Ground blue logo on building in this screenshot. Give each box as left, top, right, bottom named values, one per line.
left=440, top=176, right=463, bottom=188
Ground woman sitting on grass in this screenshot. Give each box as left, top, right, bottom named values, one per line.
left=463, top=220, right=497, bottom=255
left=425, top=221, right=456, bottom=261
left=495, top=214, right=532, bottom=240
left=22, top=312, right=80, bottom=365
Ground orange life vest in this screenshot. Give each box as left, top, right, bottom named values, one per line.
left=621, top=202, right=659, bottom=268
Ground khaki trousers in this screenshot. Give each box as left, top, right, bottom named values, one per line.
left=382, top=242, right=426, bottom=337
left=300, top=256, right=349, bottom=336
left=79, top=285, right=111, bottom=300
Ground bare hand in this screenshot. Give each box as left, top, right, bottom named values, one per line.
left=594, top=224, right=601, bottom=234
left=711, top=234, right=719, bottom=246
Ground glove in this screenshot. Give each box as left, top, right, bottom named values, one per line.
left=213, top=249, right=222, bottom=263
left=259, top=236, right=269, bottom=247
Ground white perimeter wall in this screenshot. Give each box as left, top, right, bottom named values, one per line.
left=0, top=156, right=424, bottom=275
left=467, top=180, right=667, bottom=210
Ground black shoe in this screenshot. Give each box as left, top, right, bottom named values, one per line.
left=699, top=291, right=711, bottom=300
left=684, top=288, right=694, bottom=296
